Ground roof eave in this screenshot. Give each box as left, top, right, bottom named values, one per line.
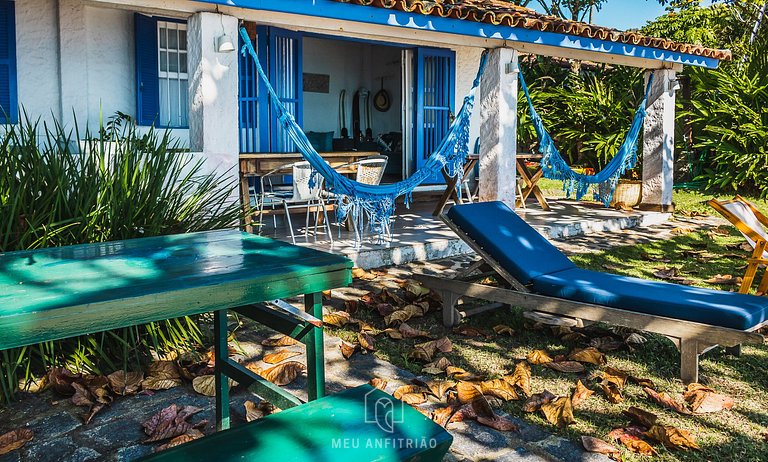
left=193, top=0, right=722, bottom=69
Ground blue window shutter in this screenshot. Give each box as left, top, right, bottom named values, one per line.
left=135, top=13, right=159, bottom=126
left=414, top=47, right=455, bottom=184
left=0, top=0, right=18, bottom=124
left=267, top=27, right=302, bottom=152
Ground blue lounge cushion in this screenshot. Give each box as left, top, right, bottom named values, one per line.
left=531, top=268, right=768, bottom=331
left=447, top=201, right=575, bottom=284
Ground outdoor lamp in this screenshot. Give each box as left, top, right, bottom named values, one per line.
left=216, top=34, right=236, bottom=53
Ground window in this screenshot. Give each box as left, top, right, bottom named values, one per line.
left=134, top=14, right=187, bottom=128
left=157, top=21, right=188, bottom=128
left=0, top=0, right=18, bottom=124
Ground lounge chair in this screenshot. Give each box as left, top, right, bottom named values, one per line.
left=708, top=195, right=768, bottom=294
left=416, top=201, right=767, bottom=383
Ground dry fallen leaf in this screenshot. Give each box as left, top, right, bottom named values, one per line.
left=369, top=378, right=388, bottom=391
left=622, top=406, right=659, bottom=429
left=643, top=387, right=692, bottom=415
left=446, top=366, right=479, bottom=381
left=339, top=341, right=359, bottom=360
left=424, top=380, right=456, bottom=399
left=431, top=407, right=457, bottom=427
left=456, top=381, right=483, bottom=404
left=261, top=334, right=299, bottom=347
left=544, top=361, right=585, bottom=374
left=526, top=349, right=553, bottom=365
left=143, top=404, right=206, bottom=443
left=422, top=357, right=452, bottom=375
left=683, top=383, right=734, bottom=414
left=589, top=337, right=625, bottom=352
left=323, top=311, right=351, bottom=327
left=522, top=390, right=556, bottom=413
left=409, top=337, right=452, bottom=362
left=358, top=332, right=376, bottom=352
left=581, top=436, right=620, bottom=459
left=393, top=385, right=427, bottom=405
left=142, top=362, right=183, bottom=391
left=609, top=428, right=657, bottom=455
left=479, top=379, right=520, bottom=401
left=504, top=362, right=532, bottom=397
left=568, top=347, right=607, bottom=365
left=398, top=323, right=432, bottom=339
left=541, top=396, right=575, bottom=428
left=260, top=361, right=306, bottom=386
left=107, top=370, right=144, bottom=396
left=704, top=274, right=741, bottom=285
left=645, top=425, right=699, bottom=450
left=453, top=325, right=490, bottom=338
left=385, top=310, right=413, bottom=326
left=402, top=281, right=430, bottom=299
left=352, top=267, right=377, bottom=280
left=47, top=367, right=83, bottom=396
left=571, top=380, right=594, bottom=407
left=493, top=325, right=515, bottom=336
left=477, top=415, right=519, bottom=432
left=598, top=367, right=629, bottom=389
left=600, top=382, right=624, bottom=404
left=244, top=400, right=277, bottom=422
left=154, top=429, right=205, bottom=452
left=262, top=349, right=302, bottom=365
left=0, top=428, right=34, bottom=456
left=191, top=375, right=217, bottom=397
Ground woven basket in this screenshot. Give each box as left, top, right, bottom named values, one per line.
left=610, top=180, right=642, bottom=207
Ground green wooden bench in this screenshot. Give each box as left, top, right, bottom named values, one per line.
left=0, top=230, right=453, bottom=460
left=137, top=384, right=452, bottom=462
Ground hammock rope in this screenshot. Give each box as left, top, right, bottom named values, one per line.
left=518, top=70, right=654, bottom=206
left=239, top=28, right=488, bottom=237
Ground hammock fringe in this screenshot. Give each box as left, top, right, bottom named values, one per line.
left=239, top=27, right=488, bottom=242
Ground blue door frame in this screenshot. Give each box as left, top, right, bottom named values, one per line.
left=414, top=47, right=455, bottom=184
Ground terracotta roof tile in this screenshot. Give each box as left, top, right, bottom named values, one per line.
left=334, top=0, right=731, bottom=61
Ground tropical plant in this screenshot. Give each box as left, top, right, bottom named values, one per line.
left=682, top=32, right=768, bottom=196
left=0, top=112, right=243, bottom=402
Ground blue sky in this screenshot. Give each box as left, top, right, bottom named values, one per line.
left=530, top=0, right=669, bottom=30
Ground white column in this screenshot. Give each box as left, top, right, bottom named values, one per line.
left=478, top=48, right=518, bottom=208
left=641, top=68, right=677, bottom=212
left=58, top=0, right=89, bottom=127
left=187, top=12, right=240, bottom=190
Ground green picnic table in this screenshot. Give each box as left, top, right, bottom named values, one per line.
left=0, top=229, right=352, bottom=429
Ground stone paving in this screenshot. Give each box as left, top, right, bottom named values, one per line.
left=0, top=213, right=721, bottom=462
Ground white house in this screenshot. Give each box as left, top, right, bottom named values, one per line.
left=0, top=0, right=730, bottom=212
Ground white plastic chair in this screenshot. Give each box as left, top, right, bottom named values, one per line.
left=257, top=161, right=333, bottom=244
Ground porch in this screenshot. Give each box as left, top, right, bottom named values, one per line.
left=256, top=196, right=671, bottom=269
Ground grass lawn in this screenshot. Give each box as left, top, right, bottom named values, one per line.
left=327, top=223, right=768, bottom=462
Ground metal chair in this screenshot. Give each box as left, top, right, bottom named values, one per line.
left=332, top=155, right=389, bottom=242
left=257, top=161, right=333, bottom=244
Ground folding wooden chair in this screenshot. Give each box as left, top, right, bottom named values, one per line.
left=708, top=196, right=768, bottom=294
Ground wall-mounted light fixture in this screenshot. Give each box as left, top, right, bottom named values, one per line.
left=668, top=77, right=681, bottom=93
left=216, top=34, right=235, bottom=53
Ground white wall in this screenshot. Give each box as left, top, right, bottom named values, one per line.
left=455, top=46, right=485, bottom=157
left=302, top=37, right=402, bottom=139
left=15, top=0, right=61, bottom=124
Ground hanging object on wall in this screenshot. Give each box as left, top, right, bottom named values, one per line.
left=373, top=77, right=391, bottom=112
left=364, top=89, right=373, bottom=141
left=303, top=73, right=330, bottom=93
left=339, top=89, right=348, bottom=138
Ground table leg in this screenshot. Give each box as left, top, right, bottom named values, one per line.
left=432, top=171, right=460, bottom=216
left=304, top=292, right=325, bottom=400
left=214, top=309, right=230, bottom=431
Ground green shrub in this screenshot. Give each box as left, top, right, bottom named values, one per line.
left=0, top=113, right=243, bottom=401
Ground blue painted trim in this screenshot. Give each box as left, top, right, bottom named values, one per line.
left=0, top=0, right=18, bottom=124
left=414, top=47, right=456, bottom=184
left=193, top=0, right=720, bottom=69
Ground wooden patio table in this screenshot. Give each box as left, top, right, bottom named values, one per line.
left=0, top=229, right=352, bottom=431
left=516, top=153, right=550, bottom=211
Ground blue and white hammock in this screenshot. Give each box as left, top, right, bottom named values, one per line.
left=239, top=28, right=488, bottom=236
left=519, top=71, right=654, bottom=206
